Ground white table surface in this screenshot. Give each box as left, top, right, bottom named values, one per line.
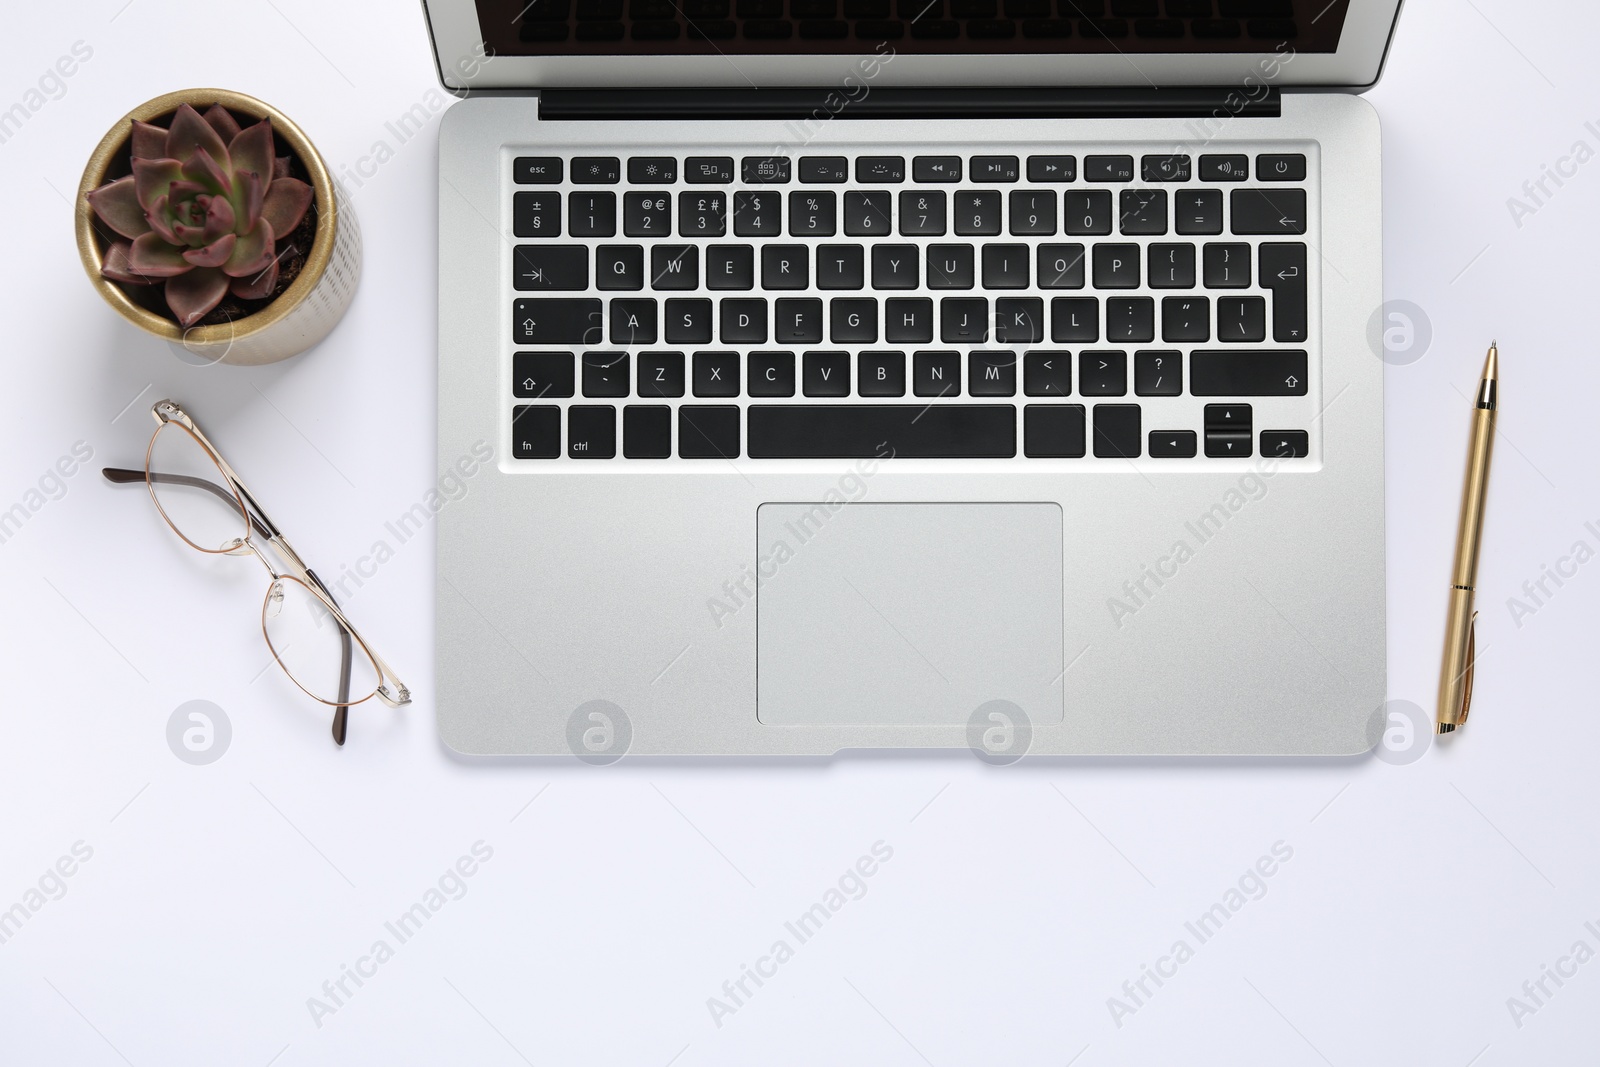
left=3, top=2, right=1597, bottom=1063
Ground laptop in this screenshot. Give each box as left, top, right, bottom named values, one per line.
left=425, top=0, right=1398, bottom=757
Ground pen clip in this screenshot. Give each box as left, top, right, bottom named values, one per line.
left=1459, top=612, right=1477, bottom=724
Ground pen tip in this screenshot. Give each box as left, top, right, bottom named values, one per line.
left=1437, top=722, right=1456, bottom=734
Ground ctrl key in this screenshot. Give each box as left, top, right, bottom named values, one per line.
left=512, top=405, right=561, bottom=459
left=568, top=405, right=616, bottom=459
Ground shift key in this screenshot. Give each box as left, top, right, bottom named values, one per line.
left=1191, top=350, right=1308, bottom=396
left=513, top=299, right=604, bottom=344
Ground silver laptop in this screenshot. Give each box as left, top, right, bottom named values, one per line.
left=426, top=0, right=1398, bottom=757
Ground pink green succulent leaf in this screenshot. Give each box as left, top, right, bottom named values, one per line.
left=226, top=168, right=265, bottom=232
left=273, top=156, right=291, bottom=180
left=85, top=176, right=151, bottom=239
left=228, top=119, right=275, bottom=187
left=180, top=146, right=233, bottom=197
left=129, top=231, right=195, bottom=277
left=101, top=241, right=160, bottom=285
left=260, top=177, right=312, bottom=238
left=163, top=104, right=229, bottom=170
left=165, top=266, right=231, bottom=327
left=130, top=120, right=169, bottom=160
left=182, top=233, right=237, bottom=269
left=201, top=104, right=242, bottom=144
left=222, top=218, right=275, bottom=278
left=202, top=194, right=237, bottom=242
left=144, top=195, right=181, bottom=245
left=230, top=256, right=279, bottom=300
left=132, top=157, right=185, bottom=214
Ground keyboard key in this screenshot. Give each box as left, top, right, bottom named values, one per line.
left=1079, top=350, right=1127, bottom=396
left=1231, top=188, right=1306, bottom=234
left=595, top=246, right=643, bottom=291
left=1260, top=429, right=1309, bottom=458
left=720, top=299, right=768, bottom=342
left=982, top=244, right=1029, bottom=288
left=790, top=191, right=837, bottom=235
left=803, top=350, right=851, bottom=396
left=1148, top=430, right=1197, bottom=457
left=1175, top=189, right=1223, bottom=235
left=1203, top=242, right=1251, bottom=288
left=971, top=155, right=1020, bottom=182
left=706, top=245, right=753, bottom=289
left=513, top=299, right=604, bottom=344
left=940, top=298, right=988, bottom=343
left=651, top=245, right=699, bottom=289
left=609, top=299, right=656, bottom=344
left=679, top=405, right=740, bottom=458
left=679, top=191, right=727, bottom=236
left=514, top=246, right=588, bottom=291
left=1027, top=155, right=1076, bottom=182
left=1141, top=154, right=1190, bottom=182
left=742, top=156, right=791, bottom=184
left=514, top=157, right=563, bottom=184
left=1190, top=350, right=1307, bottom=395
left=800, top=156, right=849, bottom=183
left=1009, top=189, right=1057, bottom=235
left=762, top=245, right=810, bottom=289
left=749, top=351, right=796, bottom=396
left=844, top=191, right=894, bottom=236
left=1133, top=349, right=1181, bottom=396
left=872, top=245, right=920, bottom=288
left=582, top=351, right=630, bottom=397
left=913, top=155, right=962, bottom=182
left=899, top=190, right=946, bottom=236
left=1050, top=297, right=1098, bottom=342
left=995, top=298, right=1044, bottom=343
left=1256, top=153, right=1306, bottom=181
left=1216, top=296, right=1266, bottom=342
left=817, top=245, right=865, bottom=289
left=513, top=352, right=576, bottom=398
left=831, top=299, right=877, bottom=342
left=954, top=191, right=1002, bottom=235
left=623, top=405, right=671, bottom=458
left=856, top=156, right=906, bottom=182
left=969, top=351, right=1018, bottom=396
left=775, top=298, right=823, bottom=343
left=693, top=351, right=740, bottom=396
left=1023, top=404, right=1085, bottom=457
left=1084, top=154, right=1134, bottom=182
left=1148, top=244, right=1195, bottom=288
left=685, top=156, right=734, bottom=183
left=571, top=157, right=620, bottom=184
left=512, top=405, right=561, bottom=458
left=665, top=298, right=713, bottom=344
left=1107, top=298, right=1154, bottom=343
left=1038, top=244, right=1086, bottom=289
left=627, top=156, right=677, bottom=183
left=859, top=350, right=906, bottom=396
left=623, top=192, right=672, bottom=237
left=734, top=191, right=783, bottom=236
left=1023, top=351, right=1071, bottom=396
left=567, top=192, right=617, bottom=238
left=913, top=350, right=962, bottom=396
left=637, top=351, right=685, bottom=397
left=1092, top=404, right=1140, bottom=457
left=568, top=405, right=616, bottom=458
left=1064, top=189, right=1113, bottom=235
left=1118, top=189, right=1167, bottom=235
left=927, top=245, right=975, bottom=288
left=884, top=298, right=933, bottom=342
left=1259, top=242, right=1307, bottom=342
left=1199, top=154, right=1248, bottom=182
left=1092, top=244, right=1140, bottom=288
left=514, top=191, right=561, bottom=237
left=747, top=404, right=1015, bottom=458
left=1160, top=296, right=1208, bottom=343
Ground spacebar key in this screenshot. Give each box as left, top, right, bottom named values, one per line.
left=748, top=405, right=1016, bottom=458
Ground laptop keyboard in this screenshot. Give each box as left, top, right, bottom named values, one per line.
left=507, top=145, right=1314, bottom=463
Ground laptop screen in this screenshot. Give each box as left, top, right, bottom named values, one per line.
left=473, top=0, right=1351, bottom=58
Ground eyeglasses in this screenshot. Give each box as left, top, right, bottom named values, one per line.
left=104, top=400, right=410, bottom=745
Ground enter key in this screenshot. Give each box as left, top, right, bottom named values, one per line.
left=1259, top=242, right=1307, bottom=343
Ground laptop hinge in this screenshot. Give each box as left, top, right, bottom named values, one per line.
left=536, top=87, right=1279, bottom=121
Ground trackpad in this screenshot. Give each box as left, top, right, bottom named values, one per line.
left=757, top=503, right=1064, bottom=726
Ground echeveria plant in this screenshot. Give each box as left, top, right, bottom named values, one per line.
left=86, top=103, right=313, bottom=327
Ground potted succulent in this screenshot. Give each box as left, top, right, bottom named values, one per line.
left=76, top=89, right=359, bottom=366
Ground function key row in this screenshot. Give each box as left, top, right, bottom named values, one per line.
left=514, top=152, right=1307, bottom=186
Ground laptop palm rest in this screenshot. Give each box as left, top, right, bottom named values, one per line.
left=756, top=502, right=1064, bottom=727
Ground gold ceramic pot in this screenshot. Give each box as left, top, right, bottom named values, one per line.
left=75, top=88, right=360, bottom=366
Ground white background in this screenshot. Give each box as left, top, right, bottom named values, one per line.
left=2, top=2, right=1598, bottom=1063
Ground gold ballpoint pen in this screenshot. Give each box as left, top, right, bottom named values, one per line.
left=1437, top=342, right=1499, bottom=734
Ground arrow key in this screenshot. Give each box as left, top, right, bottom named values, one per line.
left=1148, top=430, right=1197, bottom=458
